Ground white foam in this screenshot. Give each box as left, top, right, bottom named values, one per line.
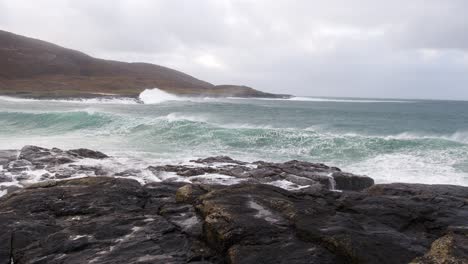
left=0, top=95, right=138, bottom=105
left=187, top=173, right=246, bottom=185
left=139, top=88, right=183, bottom=104
left=344, top=153, right=468, bottom=186
left=289, top=97, right=413, bottom=103
left=0, top=96, right=38, bottom=102
left=161, top=113, right=210, bottom=123
left=266, top=179, right=310, bottom=190
left=383, top=131, right=468, bottom=144
left=227, top=96, right=413, bottom=103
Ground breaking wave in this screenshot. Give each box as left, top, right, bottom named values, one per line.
left=138, top=88, right=184, bottom=104
left=1, top=95, right=467, bottom=186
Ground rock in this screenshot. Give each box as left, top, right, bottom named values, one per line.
left=176, top=184, right=210, bottom=204
left=194, top=184, right=341, bottom=263
left=191, top=156, right=247, bottom=165
left=149, top=165, right=217, bottom=177
left=2, top=146, right=467, bottom=263
left=0, top=185, right=21, bottom=196
left=0, top=176, right=467, bottom=263
left=6, top=159, right=33, bottom=172
left=147, top=157, right=367, bottom=191
left=411, top=233, right=468, bottom=264
left=0, top=177, right=220, bottom=263
left=332, top=171, right=374, bottom=191
left=18, top=145, right=75, bottom=166
left=18, top=146, right=107, bottom=169
left=66, top=148, right=109, bottom=159
left=0, top=150, right=18, bottom=167
left=114, top=169, right=141, bottom=177
left=5, top=146, right=374, bottom=193
left=0, top=173, right=12, bottom=183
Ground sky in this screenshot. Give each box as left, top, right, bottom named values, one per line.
left=1, top=0, right=468, bottom=100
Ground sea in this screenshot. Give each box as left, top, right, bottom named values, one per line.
left=1, top=88, right=468, bottom=186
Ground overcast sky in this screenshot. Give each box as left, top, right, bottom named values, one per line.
left=1, top=0, right=468, bottom=99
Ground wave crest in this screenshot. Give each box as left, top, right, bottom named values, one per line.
left=139, top=88, right=183, bottom=104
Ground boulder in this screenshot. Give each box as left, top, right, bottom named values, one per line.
left=66, top=148, right=108, bottom=159
left=332, top=171, right=374, bottom=191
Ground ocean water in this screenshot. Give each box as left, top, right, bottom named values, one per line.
left=1, top=88, right=468, bottom=186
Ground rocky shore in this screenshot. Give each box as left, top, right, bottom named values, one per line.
left=0, top=146, right=467, bottom=263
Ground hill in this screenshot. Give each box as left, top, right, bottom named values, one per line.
left=0, top=30, right=288, bottom=99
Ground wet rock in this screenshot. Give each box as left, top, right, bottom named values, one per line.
left=0, top=185, right=21, bottom=196
left=193, top=184, right=342, bottom=263
left=1, top=146, right=466, bottom=263
left=13, top=173, right=30, bottom=181
left=0, top=177, right=220, bottom=263
left=176, top=184, right=210, bottom=204
left=114, top=169, right=141, bottom=177
left=18, top=145, right=69, bottom=165
left=6, top=159, right=32, bottom=172
left=18, top=145, right=107, bottom=168
left=332, top=171, right=374, bottom=191
left=148, top=157, right=367, bottom=191
left=149, top=165, right=217, bottom=177
left=1, top=176, right=467, bottom=263
left=0, top=173, right=12, bottom=183
left=411, top=233, right=468, bottom=264
left=191, top=156, right=247, bottom=165
left=66, top=148, right=108, bottom=159
left=0, top=150, right=18, bottom=167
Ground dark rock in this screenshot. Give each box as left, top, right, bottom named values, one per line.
left=18, top=145, right=75, bottom=166
left=0, top=173, right=12, bottom=183
left=193, top=184, right=341, bottom=264
left=191, top=156, right=247, bottom=165
left=146, top=157, right=366, bottom=191
left=0, top=177, right=221, bottom=263
left=1, top=176, right=467, bottom=263
left=66, top=148, right=109, bottom=159
left=0, top=150, right=18, bottom=167
left=149, top=165, right=217, bottom=177
left=114, top=169, right=141, bottom=177
left=0, top=185, right=21, bottom=196
left=6, top=159, right=32, bottom=172
left=1, top=147, right=466, bottom=263
left=332, top=171, right=374, bottom=191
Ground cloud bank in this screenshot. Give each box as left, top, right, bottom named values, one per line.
left=1, top=0, right=468, bottom=99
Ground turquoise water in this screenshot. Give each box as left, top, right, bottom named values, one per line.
left=1, top=91, right=468, bottom=185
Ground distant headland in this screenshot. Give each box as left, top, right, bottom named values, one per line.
left=0, top=30, right=290, bottom=99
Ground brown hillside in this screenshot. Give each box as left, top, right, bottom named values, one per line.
left=0, top=30, right=286, bottom=98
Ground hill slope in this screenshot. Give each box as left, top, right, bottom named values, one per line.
left=0, top=30, right=287, bottom=98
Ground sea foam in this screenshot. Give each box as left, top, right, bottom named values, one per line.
left=139, top=88, right=183, bottom=104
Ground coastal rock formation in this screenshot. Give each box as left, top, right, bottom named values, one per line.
left=0, top=146, right=467, bottom=263
left=0, top=146, right=374, bottom=196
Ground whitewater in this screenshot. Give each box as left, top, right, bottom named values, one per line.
left=1, top=88, right=468, bottom=186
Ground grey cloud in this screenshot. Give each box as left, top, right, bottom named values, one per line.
left=1, top=0, right=468, bottom=100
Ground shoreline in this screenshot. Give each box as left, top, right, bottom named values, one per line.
left=1, top=145, right=467, bottom=263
